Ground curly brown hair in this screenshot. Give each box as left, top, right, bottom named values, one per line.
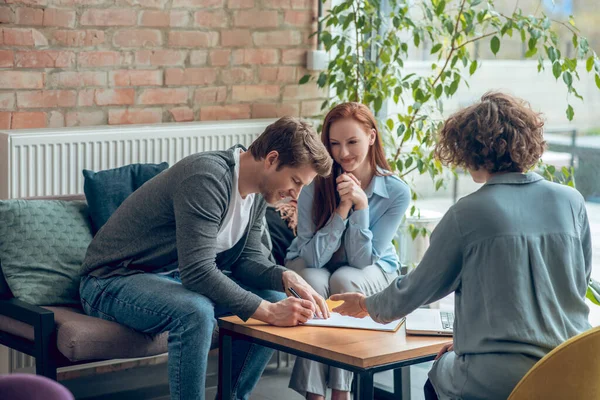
left=434, top=92, right=546, bottom=173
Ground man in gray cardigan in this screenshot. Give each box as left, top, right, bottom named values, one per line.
left=79, top=117, right=333, bottom=400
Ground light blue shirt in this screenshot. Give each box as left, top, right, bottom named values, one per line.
left=365, top=172, right=592, bottom=399
left=286, top=171, right=411, bottom=273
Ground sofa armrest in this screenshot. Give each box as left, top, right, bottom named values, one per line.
left=0, top=298, right=54, bottom=327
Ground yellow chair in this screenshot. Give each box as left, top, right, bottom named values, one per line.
left=508, top=325, right=600, bottom=399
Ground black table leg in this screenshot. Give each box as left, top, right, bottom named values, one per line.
left=394, top=367, right=411, bottom=399
left=218, top=331, right=232, bottom=400
left=357, top=371, right=374, bottom=400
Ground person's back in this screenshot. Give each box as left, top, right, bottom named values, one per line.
left=452, top=175, right=591, bottom=359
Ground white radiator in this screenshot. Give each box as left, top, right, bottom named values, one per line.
left=0, top=119, right=276, bottom=199
left=0, top=119, right=276, bottom=373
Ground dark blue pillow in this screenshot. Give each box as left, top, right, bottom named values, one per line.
left=83, top=162, right=168, bottom=234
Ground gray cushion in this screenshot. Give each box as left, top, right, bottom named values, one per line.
left=0, top=305, right=219, bottom=362
left=0, top=200, right=93, bottom=305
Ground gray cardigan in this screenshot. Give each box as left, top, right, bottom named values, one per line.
left=81, top=147, right=287, bottom=320
left=366, top=172, right=592, bottom=399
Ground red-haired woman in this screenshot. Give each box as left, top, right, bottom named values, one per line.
left=285, top=102, right=411, bottom=400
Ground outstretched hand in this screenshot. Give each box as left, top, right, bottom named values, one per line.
left=329, top=293, right=369, bottom=318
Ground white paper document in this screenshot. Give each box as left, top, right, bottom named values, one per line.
left=304, top=313, right=405, bottom=332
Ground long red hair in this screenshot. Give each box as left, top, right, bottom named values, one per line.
left=312, top=102, right=391, bottom=230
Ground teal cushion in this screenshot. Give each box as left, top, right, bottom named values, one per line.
left=83, top=162, right=169, bottom=234
left=0, top=200, right=93, bottom=305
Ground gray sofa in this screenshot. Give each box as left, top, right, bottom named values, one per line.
left=0, top=196, right=218, bottom=380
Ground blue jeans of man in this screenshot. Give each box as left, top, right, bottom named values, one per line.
left=80, top=270, right=285, bottom=400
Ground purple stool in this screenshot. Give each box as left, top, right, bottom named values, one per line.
left=0, top=374, right=74, bottom=400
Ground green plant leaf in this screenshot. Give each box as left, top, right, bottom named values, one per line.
left=490, top=36, right=500, bottom=55
left=547, top=46, right=557, bottom=63
left=471, top=0, right=482, bottom=6
left=586, top=56, right=594, bottom=72
left=299, top=74, right=311, bottom=84
left=596, top=74, right=600, bottom=90
left=562, top=71, right=573, bottom=87
left=552, top=62, right=561, bottom=80
left=566, top=104, right=574, bottom=121
left=469, top=60, right=477, bottom=75
left=430, top=43, right=443, bottom=54
left=435, top=0, right=446, bottom=15
left=587, top=286, right=600, bottom=306
left=434, top=84, right=443, bottom=99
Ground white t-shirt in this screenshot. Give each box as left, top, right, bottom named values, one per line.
left=214, top=148, right=255, bottom=254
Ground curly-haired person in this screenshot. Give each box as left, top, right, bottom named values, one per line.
left=330, top=92, right=592, bottom=400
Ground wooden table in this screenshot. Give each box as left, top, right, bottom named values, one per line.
left=217, top=316, right=451, bottom=400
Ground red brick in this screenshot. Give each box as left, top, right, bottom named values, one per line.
left=232, top=49, right=279, bottom=65
left=12, top=112, right=46, bottom=129
left=232, top=85, right=280, bottom=101
left=53, top=30, right=104, bottom=47
left=169, top=107, right=194, bottom=122
left=221, top=68, right=254, bottom=85
left=282, top=49, right=305, bottom=64
left=253, top=30, right=301, bottom=46
left=169, top=31, right=218, bottom=48
left=0, top=7, right=15, bottom=23
left=113, top=29, right=162, bottom=48
left=221, top=30, right=251, bottom=47
left=259, top=66, right=297, bottom=83
left=3, top=28, right=48, bottom=46
left=139, top=88, right=188, bottom=105
left=228, top=0, right=253, bottom=8
left=209, top=49, right=230, bottom=66
left=48, top=71, right=107, bottom=87
left=301, top=99, right=324, bottom=117
left=233, top=11, right=278, bottom=28
left=6, top=0, right=48, bottom=4
left=190, top=50, right=208, bottom=66
left=78, top=89, right=95, bottom=106
left=194, top=10, right=228, bottom=28
left=284, top=10, right=314, bottom=26
left=48, top=111, right=65, bottom=128
left=110, top=70, right=162, bottom=86
left=282, top=83, right=326, bottom=100
left=78, top=51, right=122, bottom=67
left=140, top=11, right=189, bottom=27
left=117, top=0, right=169, bottom=7
left=200, top=104, right=250, bottom=121
left=165, top=68, right=218, bottom=85
left=172, top=0, right=223, bottom=7
left=17, top=90, right=76, bottom=108
left=53, top=0, right=111, bottom=5
left=0, top=93, right=16, bottom=110
left=0, top=71, right=44, bottom=89
left=291, top=0, right=312, bottom=9
left=15, top=7, right=44, bottom=25
left=135, top=50, right=186, bottom=66
left=262, top=0, right=291, bottom=8
left=66, top=111, right=106, bottom=127
left=109, top=108, right=163, bottom=125
left=0, top=50, right=14, bottom=67
left=252, top=102, right=299, bottom=118
left=15, top=50, right=75, bottom=68
left=0, top=112, right=11, bottom=129
left=94, top=89, right=135, bottom=106
left=194, top=87, right=227, bottom=103
left=81, top=9, right=136, bottom=26
left=43, top=8, right=76, bottom=27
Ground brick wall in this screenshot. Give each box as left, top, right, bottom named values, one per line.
left=0, top=0, right=327, bottom=129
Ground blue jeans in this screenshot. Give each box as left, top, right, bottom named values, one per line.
left=80, top=270, right=285, bottom=400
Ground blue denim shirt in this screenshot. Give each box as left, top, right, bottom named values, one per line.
left=286, top=171, right=411, bottom=273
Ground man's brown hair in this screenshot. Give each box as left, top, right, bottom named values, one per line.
left=435, top=91, right=546, bottom=173
left=248, top=116, right=332, bottom=177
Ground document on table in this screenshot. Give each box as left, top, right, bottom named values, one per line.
left=302, top=298, right=405, bottom=332
left=304, top=313, right=405, bottom=332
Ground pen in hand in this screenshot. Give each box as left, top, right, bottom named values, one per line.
left=288, top=287, right=318, bottom=319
